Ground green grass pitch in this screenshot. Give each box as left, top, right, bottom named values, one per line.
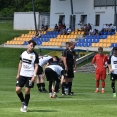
left=0, top=67, right=117, bottom=117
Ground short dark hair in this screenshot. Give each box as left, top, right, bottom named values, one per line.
left=66, top=42, right=70, bottom=45
left=113, top=47, right=117, bottom=51
left=53, top=56, right=60, bottom=63
left=98, top=47, right=103, bottom=50
left=69, top=41, right=75, bottom=46
left=28, top=40, right=36, bottom=46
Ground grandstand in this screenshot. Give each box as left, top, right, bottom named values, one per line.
left=3, top=0, right=117, bottom=52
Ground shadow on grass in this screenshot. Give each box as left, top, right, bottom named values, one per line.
left=58, top=96, right=74, bottom=98
left=28, top=110, right=58, bottom=113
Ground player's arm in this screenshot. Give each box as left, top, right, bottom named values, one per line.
left=73, top=52, right=77, bottom=70
left=31, top=54, right=39, bottom=82
left=31, top=63, right=38, bottom=82
left=63, top=50, right=68, bottom=71
left=16, top=60, right=22, bottom=79
left=92, top=56, right=97, bottom=68
left=107, top=56, right=113, bottom=72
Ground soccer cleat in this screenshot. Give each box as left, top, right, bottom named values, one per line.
left=95, top=90, right=99, bottom=93
left=102, top=90, right=104, bottom=93
left=113, top=93, right=116, bottom=97
left=42, top=89, right=48, bottom=93
left=62, top=93, right=66, bottom=96
left=68, top=92, right=74, bottom=96
left=20, top=107, right=27, bottom=112
left=52, top=95, right=57, bottom=98
left=49, top=95, right=53, bottom=98
left=38, top=89, right=42, bottom=92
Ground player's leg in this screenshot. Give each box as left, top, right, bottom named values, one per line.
left=20, top=77, right=34, bottom=112
left=101, top=72, right=106, bottom=93
left=52, top=81, right=55, bottom=92
left=36, top=75, right=42, bottom=92
left=67, top=66, right=74, bottom=95
left=110, top=73, right=116, bottom=97
left=16, top=76, right=25, bottom=111
left=95, top=73, right=100, bottom=92
left=49, top=80, right=53, bottom=98
left=40, top=74, right=48, bottom=92
left=53, top=79, right=60, bottom=98
left=36, top=65, right=43, bottom=92
left=61, top=77, right=66, bottom=95
left=68, top=78, right=73, bottom=95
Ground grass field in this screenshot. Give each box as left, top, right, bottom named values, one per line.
left=0, top=67, right=116, bottom=117
left=0, top=21, right=116, bottom=117
left=0, top=21, right=28, bottom=44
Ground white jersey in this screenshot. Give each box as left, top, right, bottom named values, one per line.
left=39, top=55, right=52, bottom=67
left=20, top=51, right=39, bottom=77
left=108, top=55, right=117, bottom=74
left=46, top=65, right=63, bottom=76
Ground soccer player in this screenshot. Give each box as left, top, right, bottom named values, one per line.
left=15, top=40, right=39, bottom=112
left=63, top=42, right=76, bottom=95
left=108, top=47, right=117, bottom=97
left=45, top=56, right=66, bottom=98
left=61, top=42, right=70, bottom=95
left=92, top=47, right=108, bottom=93
left=36, top=55, right=52, bottom=92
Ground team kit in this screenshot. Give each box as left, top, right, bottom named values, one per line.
left=15, top=40, right=117, bottom=112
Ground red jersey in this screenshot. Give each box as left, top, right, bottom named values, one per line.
left=92, top=54, right=108, bottom=72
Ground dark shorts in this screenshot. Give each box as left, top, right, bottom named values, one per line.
left=66, top=65, right=74, bottom=78
left=110, top=73, right=117, bottom=81
left=37, top=65, right=43, bottom=75
left=16, top=75, right=34, bottom=88
left=45, top=68, right=59, bottom=81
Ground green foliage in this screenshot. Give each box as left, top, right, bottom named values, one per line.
left=0, top=0, right=50, bottom=17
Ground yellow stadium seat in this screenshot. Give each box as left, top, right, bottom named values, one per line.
left=64, top=35, right=67, bottom=39
left=54, top=42, right=58, bottom=46
left=81, top=32, right=84, bottom=35
left=100, top=39, right=103, bottom=43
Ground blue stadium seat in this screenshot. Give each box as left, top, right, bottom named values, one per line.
left=110, top=43, right=115, bottom=47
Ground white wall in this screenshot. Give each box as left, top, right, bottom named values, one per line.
left=14, top=12, right=39, bottom=30
left=50, top=0, right=115, bottom=30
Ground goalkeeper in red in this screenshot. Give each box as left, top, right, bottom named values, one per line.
left=92, top=47, right=108, bottom=93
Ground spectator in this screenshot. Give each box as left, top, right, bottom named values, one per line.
left=94, top=29, right=99, bottom=36
left=60, top=27, right=67, bottom=35
left=58, top=19, right=62, bottom=25
left=108, top=23, right=115, bottom=32
left=63, top=23, right=66, bottom=29
left=78, top=20, right=83, bottom=27
left=58, top=23, right=63, bottom=32
left=67, top=27, right=72, bottom=35
left=88, top=23, right=91, bottom=31
left=44, top=25, right=48, bottom=31
left=103, top=24, right=109, bottom=32
left=84, top=24, right=89, bottom=35
left=41, top=24, right=45, bottom=31
left=54, top=24, right=58, bottom=31
left=33, top=30, right=42, bottom=38
left=89, top=27, right=95, bottom=36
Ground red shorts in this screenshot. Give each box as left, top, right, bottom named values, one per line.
left=95, top=70, right=106, bottom=80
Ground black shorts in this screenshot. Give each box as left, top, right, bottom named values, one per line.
left=110, top=73, right=117, bottom=81
left=66, top=65, right=74, bottom=78
left=37, top=65, right=43, bottom=75
left=45, top=68, right=59, bottom=81
left=16, top=75, right=34, bottom=88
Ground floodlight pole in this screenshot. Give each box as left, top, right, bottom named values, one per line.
left=32, top=0, right=38, bottom=33
left=70, top=0, right=75, bottom=31
left=114, top=0, right=117, bottom=31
